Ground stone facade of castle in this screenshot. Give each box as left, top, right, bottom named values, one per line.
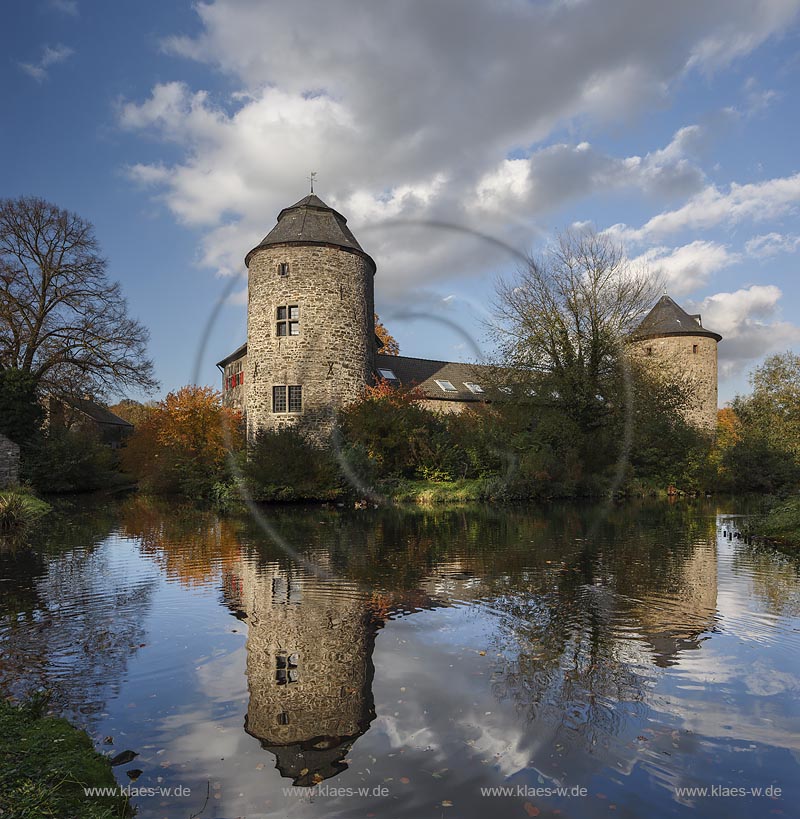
left=629, top=295, right=722, bottom=431
left=218, top=195, right=722, bottom=437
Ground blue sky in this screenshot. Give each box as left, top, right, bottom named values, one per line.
left=3, top=0, right=800, bottom=404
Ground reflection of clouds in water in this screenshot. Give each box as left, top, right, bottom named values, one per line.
left=0, top=535, right=157, bottom=727
left=195, top=646, right=249, bottom=701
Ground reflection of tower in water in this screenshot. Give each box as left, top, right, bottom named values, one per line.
left=223, top=560, right=382, bottom=786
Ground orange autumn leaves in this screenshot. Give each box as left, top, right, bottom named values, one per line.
left=122, top=385, right=244, bottom=497
left=375, top=313, right=399, bottom=356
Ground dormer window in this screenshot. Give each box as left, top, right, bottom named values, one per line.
left=278, top=262, right=289, bottom=277
left=276, top=305, right=299, bottom=336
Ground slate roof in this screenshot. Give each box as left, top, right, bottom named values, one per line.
left=245, top=194, right=376, bottom=271
left=375, top=354, right=493, bottom=403
left=214, top=345, right=495, bottom=404
left=216, top=342, right=247, bottom=369
left=60, top=396, right=134, bottom=428
left=631, top=295, right=722, bottom=342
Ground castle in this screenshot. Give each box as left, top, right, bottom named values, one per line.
left=218, top=193, right=722, bottom=435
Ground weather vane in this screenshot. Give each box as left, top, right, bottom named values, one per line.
left=308, top=171, right=317, bottom=193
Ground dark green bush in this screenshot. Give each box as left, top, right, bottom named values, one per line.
left=245, top=427, right=342, bottom=501
left=22, top=428, right=116, bottom=493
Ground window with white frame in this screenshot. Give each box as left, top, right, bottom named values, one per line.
left=378, top=368, right=398, bottom=380
left=272, top=385, right=303, bottom=413
left=434, top=379, right=457, bottom=392
left=276, top=305, right=300, bottom=336
left=463, top=381, right=484, bottom=394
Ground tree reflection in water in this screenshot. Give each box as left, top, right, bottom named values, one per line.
left=0, top=499, right=157, bottom=727
left=213, top=501, right=722, bottom=787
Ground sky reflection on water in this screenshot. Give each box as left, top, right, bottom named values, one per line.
left=1, top=498, right=799, bottom=818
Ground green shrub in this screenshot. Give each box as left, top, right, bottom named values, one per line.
left=0, top=368, right=44, bottom=445
left=245, top=427, right=342, bottom=501
left=0, top=489, right=49, bottom=533
left=22, top=428, right=116, bottom=493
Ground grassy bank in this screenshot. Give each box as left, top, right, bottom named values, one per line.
left=745, top=496, right=800, bottom=552
left=391, top=478, right=489, bottom=505
left=0, top=487, right=50, bottom=533
left=0, top=695, right=130, bottom=818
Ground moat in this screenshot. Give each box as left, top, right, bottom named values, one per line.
left=1, top=498, right=799, bottom=818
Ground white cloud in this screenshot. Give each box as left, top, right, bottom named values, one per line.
left=742, top=76, right=780, bottom=115
left=608, top=172, right=800, bottom=244
left=632, top=240, right=738, bottom=295
left=474, top=126, right=707, bottom=217
left=745, top=231, right=800, bottom=258
left=49, top=0, right=78, bottom=16
left=119, top=0, right=800, bottom=295
left=692, top=285, right=800, bottom=377
left=19, top=44, right=74, bottom=82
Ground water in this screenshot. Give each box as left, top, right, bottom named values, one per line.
left=1, top=497, right=799, bottom=818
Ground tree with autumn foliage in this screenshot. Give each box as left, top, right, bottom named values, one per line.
left=375, top=313, right=399, bottom=355
left=121, top=385, right=244, bottom=497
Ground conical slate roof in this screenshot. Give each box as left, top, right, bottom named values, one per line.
left=245, top=194, right=375, bottom=271
left=632, top=295, right=722, bottom=342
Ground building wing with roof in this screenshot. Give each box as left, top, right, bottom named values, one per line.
left=217, top=192, right=501, bottom=439
left=217, top=193, right=721, bottom=437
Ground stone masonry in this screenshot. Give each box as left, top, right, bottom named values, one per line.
left=629, top=334, right=718, bottom=431
left=246, top=242, right=374, bottom=441
left=0, top=433, right=20, bottom=488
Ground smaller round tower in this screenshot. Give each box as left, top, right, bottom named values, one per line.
left=244, top=194, right=376, bottom=442
left=629, top=295, right=722, bottom=432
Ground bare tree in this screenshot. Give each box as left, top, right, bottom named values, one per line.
left=0, top=196, right=157, bottom=398
left=491, top=229, right=660, bottom=411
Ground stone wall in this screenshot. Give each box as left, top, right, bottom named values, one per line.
left=628, top=334, right=718, bottom=431
left=221, top=353, right=247, bottom=415
left=246, top=243, right=375, bottom=442
left=0, top=433, right=20, bottom=488
left=229, top=560, right=378, bottom=782
left=417, top=398, right=468, bottom=415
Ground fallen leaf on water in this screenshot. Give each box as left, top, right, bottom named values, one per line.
left=479, top=651, right=486, bottom=656
left=442, top=800, right=453, bottom=807
left=523, top=803, right=540, bottom=817
left=400, top=777, right=410, bottom=784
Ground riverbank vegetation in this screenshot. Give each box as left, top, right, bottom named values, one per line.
left=2, top=218, right=797, bottom=517
left=0, top=487, right=50, bottom=532
left=0, top=694, right=130, bottom=819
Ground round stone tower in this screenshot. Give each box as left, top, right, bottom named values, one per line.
left=245, top=194, right=376, bottom=442
left=629, top=295, right=722, bottom=432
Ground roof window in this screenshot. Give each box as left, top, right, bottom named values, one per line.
left=434, top=379, right=457, bottom=392
left=378, top=368, right=398, bottom=380
left=463, top=382, right=484, bottom=394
